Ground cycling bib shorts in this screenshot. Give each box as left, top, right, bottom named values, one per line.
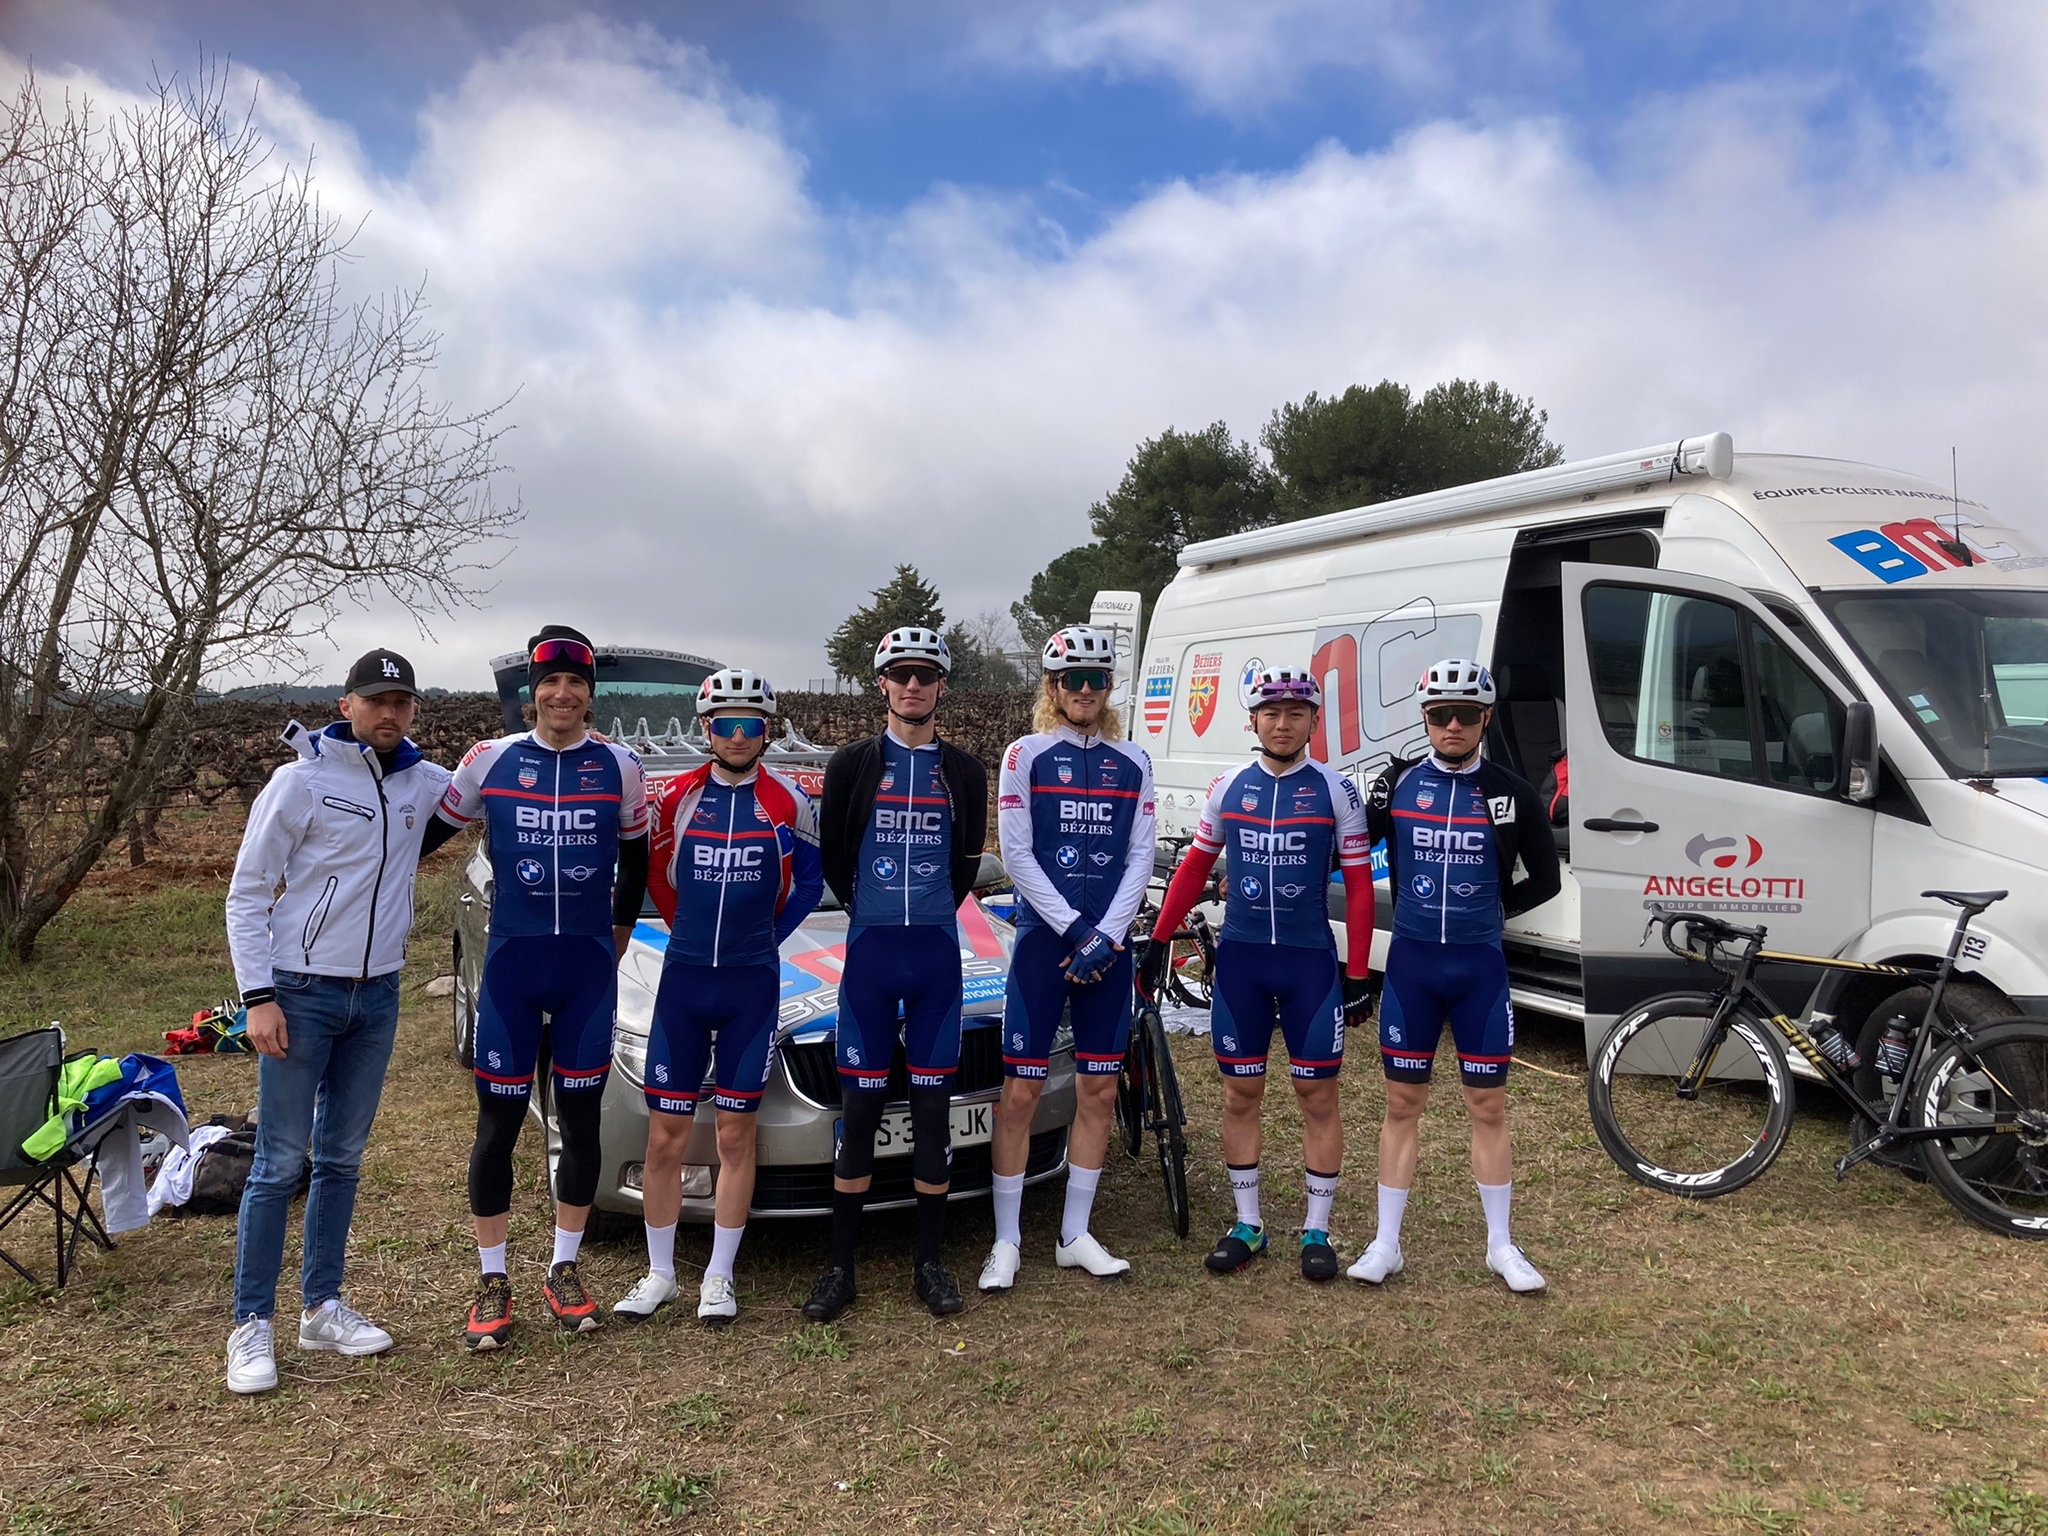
left=1001, top=925, right=1133, bottom=1079
left=473, top=932, right=616, bottom=1101
left=1209, top=938, right=1344, bottom=1081
left=1379, top=935, right=1514, bottom=1087
left=643, top=959, right=781, bottom=1116
left=835, top=925, right=963, bottom=1093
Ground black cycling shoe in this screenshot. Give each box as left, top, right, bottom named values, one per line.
left=802, top=1266, right=857, bottom=1322
left=913, top=1260, right=966, bottom=1317
left=1300, top=1230, right=1339, bottom=1283
left=1204, top=1221, right=1267, bottom=1274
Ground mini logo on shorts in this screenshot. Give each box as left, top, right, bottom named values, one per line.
left=872, top=856, right=899, bottom=882
left=1239, top=875, right=1262, bottom=900
left=516, top=857, right=546, bottom=885
left=518, top=765, right=539, bottom=789
left=1056, top=845, right=1080, bottom=870
left=1411, top=874, right=1435, bottom=899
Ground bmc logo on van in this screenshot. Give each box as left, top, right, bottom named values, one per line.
left=1828, top=514, right=2018, bottom=584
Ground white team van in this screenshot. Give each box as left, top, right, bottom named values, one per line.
left=1121, top=432, right=2048, bottom=1059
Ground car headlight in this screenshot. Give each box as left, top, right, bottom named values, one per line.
left=1051, top=1021, right=1074, bottom=1057
left=615, top=1026, right=648, bottom=1087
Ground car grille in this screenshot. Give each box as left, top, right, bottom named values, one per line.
left=781, top=1023, right=1005, bottom=1107
left=751, top=1127, right=1067, bottom=1213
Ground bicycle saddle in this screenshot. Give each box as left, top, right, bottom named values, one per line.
left=1923, top=888, right=2008, bottom=913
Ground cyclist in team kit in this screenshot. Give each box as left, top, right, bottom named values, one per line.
left=1142, top=670, right=1377, bottom=1280
left=1349, top=659, right=1561, bottom=1294
left=427, top=627, right=650, bottom=1348
left=980, top=626, right=1158, bottom=1292
left=806, top=628, right=989, bottom=1321
left=612, top=669, right=822, bottom=1327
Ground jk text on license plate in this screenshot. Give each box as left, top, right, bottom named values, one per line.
left=835, top=1101, right=993, bottom=1155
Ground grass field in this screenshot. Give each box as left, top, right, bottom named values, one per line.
left=2, top=808, right=2047, bottom=1533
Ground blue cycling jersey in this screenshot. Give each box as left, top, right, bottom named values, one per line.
left=995, top=726, right=1157, bottom=941
left=1191, top=759, right=1372, bottom=950
left=1385, top=758, right=1502, bottom=945
left=438, top=732, right=648, bottom=939
left=850, top=734, right=955, bottom=929
left=667, top=772, right=819, bottom=967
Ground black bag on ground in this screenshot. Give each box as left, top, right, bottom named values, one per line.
left=186, top=1127, right=257, bottom=1216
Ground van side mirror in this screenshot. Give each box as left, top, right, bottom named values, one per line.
left=1843, top=701, right=1877, bottom=802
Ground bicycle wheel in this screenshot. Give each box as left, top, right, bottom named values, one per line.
left=1138, top=1003, right=1191, bottom=1237
left=1115, top=1028, right=1146, bottom=1159
left=1912, top=1019, right=2048, bottom=1240
left=1588, top=992, right=1795, bottom=1198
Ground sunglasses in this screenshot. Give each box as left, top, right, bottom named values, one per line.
left=530, top=637, right=594, bottom=668
left=706, top=714, right=768, bottom=740
left=1423, top=704, right=1486, bottom=729
left=1057, top=669, right=1112, bottom=693
left=881, top=665, right=942, bottom=687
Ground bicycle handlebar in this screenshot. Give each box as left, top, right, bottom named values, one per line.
left=1643, top=904, right=1768, bottom=962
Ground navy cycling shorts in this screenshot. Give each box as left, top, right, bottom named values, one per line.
left=1210, top=939, right=1344, bottom=1081
left=836, top=925, right=962, bottom=1093
left=645, top=959, right=780, bottom=1116
left=474, top=932, right=616, bottom=1102
left=1379, top=935, right=1514, bottom=1087
left=1002, top=924, right=1133, bottom=1079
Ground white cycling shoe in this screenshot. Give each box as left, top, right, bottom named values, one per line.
left=1346, top=1239, right=1404, bottom=1284
left=612, top=1271, right=679, bottom=1321
left=226, top=1317, right=277, bottom=1395
left=1055, top=1231, right=1130, bottom=1278
left=297, top=1299, right=393, bottom=1357
left=1487, top=1243, right=1546, bottom=1294
left=697, top=1273, right=738, bottom=1325
left=978, top=1240, right=1022, bottom=1292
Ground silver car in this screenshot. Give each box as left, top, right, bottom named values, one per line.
left=451, top=832, right=1075, bottom=1226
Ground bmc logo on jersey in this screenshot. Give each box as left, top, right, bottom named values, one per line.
left=1060, top=800, right=1114, bottom=823
left=516, top=806, right=597, bottom=831
left=1239, top=828, right=1307, bottom=853
left=877, top=808, right=943, bottom=832
left=696, top=844, right=762, bottom=869
left=1414, top=826, right=1485, bottom=852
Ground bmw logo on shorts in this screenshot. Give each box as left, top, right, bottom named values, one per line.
left=516, top=857, right=546, bottom=885
left=1239, top=875, right=1262, bottom=900
left=1411, top=873, right=1435, bottom=899
left=1056, top=845, right=1081, bottom=870
left=872, top=856, right=899, bottom=882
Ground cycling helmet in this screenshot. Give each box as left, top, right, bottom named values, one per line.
left=1042, top=625, right=1116, bottom=673
left=1250, top=667, right=1321, bottom=709
left=873, top=627, right=952, bottom=676
left=1418, top=658, right=1496, bottom=706
left=696, top=667, right=776, bottom=717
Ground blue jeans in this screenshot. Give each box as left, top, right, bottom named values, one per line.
left=232, top=971, right=402, bottom=1321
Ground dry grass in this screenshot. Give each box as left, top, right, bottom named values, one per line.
left=2, top=819, right=2047, bottom=1533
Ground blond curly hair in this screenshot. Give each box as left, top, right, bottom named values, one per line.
left=1032, top=676, right=1123, bottom=741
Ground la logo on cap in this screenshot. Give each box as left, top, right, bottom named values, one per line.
left=382, top=658, right=400, bottom=678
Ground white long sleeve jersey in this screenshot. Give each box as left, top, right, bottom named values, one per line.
left=996, top=724, right=1157, bottom=944
left=226, top=721, right=452, bottom=994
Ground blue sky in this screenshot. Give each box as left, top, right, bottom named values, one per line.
left=1, top=2, right=2041, bottom=688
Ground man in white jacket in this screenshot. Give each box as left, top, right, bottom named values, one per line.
left=221, top=650, right=453, bottom=1394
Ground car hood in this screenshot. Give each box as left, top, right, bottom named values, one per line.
left=619, top=898, right=1014, bottom=1041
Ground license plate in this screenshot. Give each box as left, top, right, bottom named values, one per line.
left=836, top=1101, right=993, bottom=1156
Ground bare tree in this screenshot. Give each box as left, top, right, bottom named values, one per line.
left=0, top=66, right=519, bottom=958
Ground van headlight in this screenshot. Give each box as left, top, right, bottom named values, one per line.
left=1051, top=1021, right=1074, bottom=1057
left=615, top=1026, right=649, bottom=1087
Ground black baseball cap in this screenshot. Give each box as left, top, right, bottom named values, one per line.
left=344, top=649, right=420, bottom=698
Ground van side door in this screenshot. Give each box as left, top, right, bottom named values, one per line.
left=1561, top=562, right=1876, bottom=1053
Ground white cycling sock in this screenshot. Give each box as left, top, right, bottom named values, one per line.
left=478, top=1242, right=507, bottom=1276
left=1477, top=1181, right=1513, bottom=1251
left=707, top=1222, right=744, bottom=1282
left=1375, top=1184, right=1410, bottom=1249
left=1304, top=1168, right=1339, bottom=1234
left=1229, top=1163, right=1261, bottom=1229
left=552, top=1225, right=584, bottom=1267
left=992, top=1172, right=1025, bottom=1248
left=644, top=1221, right=677, bottom=1280
left=1060, top=1163, right=1101, bottom=1246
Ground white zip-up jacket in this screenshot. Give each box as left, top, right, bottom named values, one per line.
left=226, top=721, right=453, bottom=997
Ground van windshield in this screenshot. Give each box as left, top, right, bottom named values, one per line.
left=1819, top=588, right=2048, bottom=778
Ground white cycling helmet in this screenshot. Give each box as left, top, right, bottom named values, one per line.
left=1418, top=658, right=1496, bottom=706
left=696, top=667, right=776, bottom=717
left=1250, top=667, right=1321, bottom=709
left=873, top=626, right=951, bottom=676
left=1042, top=625, right=1116, bottom=673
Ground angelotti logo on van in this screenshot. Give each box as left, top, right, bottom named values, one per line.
left=1643, top=831, right=1804, bottom=913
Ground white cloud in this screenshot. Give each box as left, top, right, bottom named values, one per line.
left=10, top=6, right=2048, bottom=696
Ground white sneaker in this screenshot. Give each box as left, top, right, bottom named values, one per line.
left=1346, top=1239, right=1404, bottom=1284
left=697, top=1273, right=738, bottom=1326
left=978, top=1240, right=1022, bottom=1292
left=226, top=1317, right=278, bottom=1394
left=612, top=1271, right=679, bottom=1321
left=1054, top=1231, right=1130, bottom=1278
left=298, top=1299, right=393, bottom=1357
left=1487, top=1243, right=1546, bottom=1294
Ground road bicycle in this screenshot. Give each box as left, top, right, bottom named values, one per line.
left=1116, top=919, right=1193, bottom=1238
left=1586, top=889, right=2048, bottom=1239
left=1146, top=834, right=1219, bottom=1010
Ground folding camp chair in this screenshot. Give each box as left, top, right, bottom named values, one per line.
left=0, top=1027, right=113, bottom=1286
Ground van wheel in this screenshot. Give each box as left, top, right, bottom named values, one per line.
left=1850, top=980, right=2009, bottom=1180
left=452, top=936, right=476, bottom=1069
